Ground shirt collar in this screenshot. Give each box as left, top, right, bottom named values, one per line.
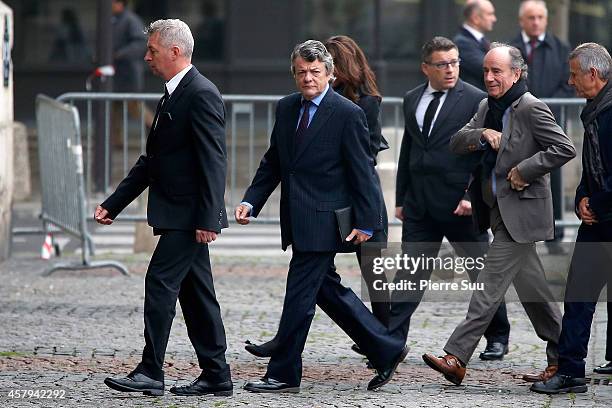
left=463, top=24, right=484, bottom=42
left=302, top=83, right=330, bottom=107
left=426, top=82, right=447, bottom=96
left=521, top=31, right=546, bottom=44
left=165, top=64, right=193, bottom=96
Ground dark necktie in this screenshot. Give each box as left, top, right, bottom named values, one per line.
left=527, top=38, right=538, bottom=64
left=421, top=91, right=444, bottom=138
left=153, top=87, right=170, bottom=130
left=295, top=100, right=312, bottom=146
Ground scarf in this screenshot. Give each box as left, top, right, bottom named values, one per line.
left=580, top=80, right=612, bottom=192
left=481, top=79, right=529, bottom=173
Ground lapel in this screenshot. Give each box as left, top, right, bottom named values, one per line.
left=406, top=83, right=427, bottom=147
left=146, top=66, right=198, bottom=152
left=428, top=81, right=463, bottom=140
left=146, top=95, right=166, bottom=152
left=284, top=95, right=302, bottom=162
left=163, top=66, right=198, bottom=113
left=497, top=94, right=524, bottom=159
left=513, top=33, right=528, bottom=59
left=293, top=87, right=335, bottom=162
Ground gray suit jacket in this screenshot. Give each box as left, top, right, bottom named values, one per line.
left=450, top=92, right=576, bottom=243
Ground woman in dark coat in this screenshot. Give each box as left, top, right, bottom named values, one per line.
left=324, top=35, right=390, bottom=331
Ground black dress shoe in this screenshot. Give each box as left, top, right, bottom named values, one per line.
left=530, top=373, right=587, bottom=394
left=366, top=345, right=409, bottom=369
left=244, top=338, right=278, bottom=358
left=352, top=343, right=366, bottom=356
left=243, top=378, right=300, bottom=393
left=478, top=342, right=509, bottom=361
left=104, top=372, right=164, bottom=396
left=367, top=345, right=409, bottom=391
left=169, top=377, right=232, bottom=396
left=593, top=361, right=612, bottom=374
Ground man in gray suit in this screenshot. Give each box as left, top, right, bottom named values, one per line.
left=422, top=43, right=576, bottom=386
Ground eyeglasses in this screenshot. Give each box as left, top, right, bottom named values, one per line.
left=426, top=59, right=461, bottom=70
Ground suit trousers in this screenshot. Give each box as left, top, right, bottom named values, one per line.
left=265, top=250, right=405, bottom=386
left=388, top=211, right=510, bottom=344
left=558, top=221, right=612, bottom=378
left=135, top=230, right=230, bottom=382
left=444, top=204, right=562, bottom=365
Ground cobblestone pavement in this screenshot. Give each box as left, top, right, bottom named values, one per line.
left=0, top=254, right=610, bottom=407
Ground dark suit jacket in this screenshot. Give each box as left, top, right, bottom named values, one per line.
left=453, top=27, right=488, bottom=91
left=575, top=106, right=612, bottom=221
left=102, top=66, right=229, bottom=232
left=509, top=32, right=573, bottom=118
left=395, top=79, right=486, bottom=222
left=243, top=87, right=381, bottom=252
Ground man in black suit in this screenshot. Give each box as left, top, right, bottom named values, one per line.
left=393, top=36, right=510, bottom=360
left=453, top=0, right=497, bottom=91
left=509, top=0, right=574, bottom=254
left=531, top=42, right=612, bottom=395
left=96, top=19, right=232, bottom=397
left=234, top=40, right=408, bottom=393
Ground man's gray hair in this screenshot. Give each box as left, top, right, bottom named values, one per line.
left=490, top=42, right=529, bottom=80
left=519, top=0, right=548, bottom=18
left=145, top=19, right=194, bottom=59
left=290, top=40, right=334, bottom=76
left=569, top=43, right=612, bottom=81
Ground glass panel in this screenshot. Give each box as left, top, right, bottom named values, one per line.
left=302, top=0, right=374, bottom=54
left=380, top=0, right=421, bottom=60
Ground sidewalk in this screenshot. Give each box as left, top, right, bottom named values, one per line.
left=0, top=254, right=610, bottom=407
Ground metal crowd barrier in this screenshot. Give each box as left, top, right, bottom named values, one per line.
left=53, top=92, right=586, bottom=229
left=35, top=94, right=128, bottom=275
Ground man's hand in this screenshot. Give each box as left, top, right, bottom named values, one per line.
left=507, top=166, right=529, bottom=191
left=482, top=128, right=502, bottom=151
left=196, top=229, right=217, bottom=244
left=395, top=206, right=404, bottom=221
left=578, top=197, right=598, bottom=225
left=234, top=204, right=251, bottom=225
left=453, top=199, right=472, bottom=216
left=94, top=205, right=113, bottom=225
left=345, top=229, right=372, bottom=245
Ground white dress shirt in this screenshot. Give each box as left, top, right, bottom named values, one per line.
left=165, top=64, right=193, bottom=96
left=463, top=23, right=484, bottom=42
left=415, top=83, right=448, bottom=134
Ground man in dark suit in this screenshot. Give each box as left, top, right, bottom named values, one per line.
left=509, top=0, right=574, bottom=253
left=531, top=42, right=612, bottom=395
left=453, top=0, right=497, bottom=91
left=96, top=19, right=232, bottom=397
left=234, top=40, right=408, bottom=393
left=393, top=36, right=510, bottom=361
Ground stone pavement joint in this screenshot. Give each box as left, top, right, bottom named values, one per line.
left=0, top=256, right=610, bottom=407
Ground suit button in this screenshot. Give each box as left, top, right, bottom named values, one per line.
left=149, top=154, right=155, bottom=159
left=290, top=172, right=295, bottom=176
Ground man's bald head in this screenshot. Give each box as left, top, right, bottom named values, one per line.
left=463, top=0, right=497, bottom=33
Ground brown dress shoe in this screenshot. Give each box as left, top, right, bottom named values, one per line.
left=522, top=365, right=559, bottom=382
left=422, top=353, right=466, bottom=385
